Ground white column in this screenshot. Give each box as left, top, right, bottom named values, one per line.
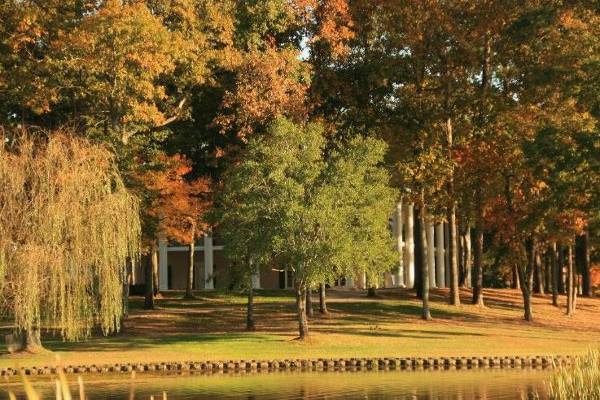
left=203, top=234, right=214, bottom=289
left=251, top=270, right=261, bottom=289
left=444, top=222, right=451, bottom=287
left=464, top=228, right=472, bottom=288
left=435, top=223, right=446, bottom=288
left=158, top=235, right=169, bottom=290
left=394, top=202, right=405, bottom=287
left=427, top=220, right=436, bottom=288
left=346, top=276, right=354, bottom=288
left=403, top=203, right=415, bottom=288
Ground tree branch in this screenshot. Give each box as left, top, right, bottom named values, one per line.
left=122, top=97, right=187, bottom=144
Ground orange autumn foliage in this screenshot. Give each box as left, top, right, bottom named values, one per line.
left=296, top=0, right=355, bottom=57
left=143, top=154, right=211, bottom=245
left=215, top=47, right=311, bottom=139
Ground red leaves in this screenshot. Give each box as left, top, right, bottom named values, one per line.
left=141, top=154, right=211, bottom=244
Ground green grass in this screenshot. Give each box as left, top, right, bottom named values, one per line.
left=2, top=288, right=600, bottom=369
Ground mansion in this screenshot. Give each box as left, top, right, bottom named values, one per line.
left=133, top=202, right=465, bottom=291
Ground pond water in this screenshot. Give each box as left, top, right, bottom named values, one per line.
left=5, top=369, right=550, bottom=399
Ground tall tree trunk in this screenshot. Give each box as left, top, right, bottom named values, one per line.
left=574, top=274, right=579, bottom=309
left=518, top=237, right=536, bottom=322
left=534, top=252, right=545, bottom=295
left=445, top=45, right=460, bottom=306
left=296, top=282, right=309, bottom=339
left=580, top=231, right=592, bottom=297
left=123, top=257, right=132, bottom=321
left=319, top=283, right=328, bottom=314
left=522, top=279, right=533, bottom=322
left=462, top=226, right=472, bottom=288
left=567, top=244, right=575, bottom=316
left=184, top=237, right=195, bottom=299
left=414, top=205, right=425, bottom=300
left=447, top=205, right=460, bottom=305
left=144, top=247, right=155, bottom=310
left=306, top=287, right=314, bottom=318
left=470, top=32, right=492, bottom=303
left=458, top=224, right=465, bottom=287
left=152, top=249, right=160, bottom=296
left=511, top=265, right=520, bottom=289
left=551, top=242, right=559, bottom=307
left=544, top=252, right=551, bottom=291
left=557, top=244, right=565, bottom=294
left=415, top=205, right=431, bottom=320
left=472, top=223, right=484, bottom=306
left=246, top=275, right=255, bottom=331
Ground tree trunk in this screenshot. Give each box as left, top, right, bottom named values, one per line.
left=144, top=247, right=155, bottom=310
left=472, top=222, right=484, bottom=306
left=306, top=287, right=314, bottom=318
left=122, top=257, right=132, bottom=321
left=523, top=282, right=533, bottom=322
left=319, top=283, right=328, bottom=314
left=445, top=55, right=460, bottom=307
left=414, top=205, right=425, bottom=300
left=519, top=237, right=536, bottom=322
left=296, top=283, right=309, bottom=339
left=580, top=231, right=592, bottom=297
left=551, top=242, right=559, bottom=307
left=7, top=329, right=45, bottom=354
left=534, top=252, right=545, bottom=295
left=557, top=244, right=565, bottom=294
left=447, top=206, right=460, bottom=305
left=458, top=223, right=465, bottom=287
left=574, top=273, right=579, bottom=310
left=152, top=249, right=160, bottom=296
left=544, top=252, right=551, bottom=292
left=462, top=226, right=472, bottom=288
left=416, top=205, right=431, bottom=320
left=246, top=275, right=255, bottom=331
left=567, top=244, right=575, bottom=316
left=184, top=238, right=195, bottom=299
left=512, top=265, right=520, bottom=290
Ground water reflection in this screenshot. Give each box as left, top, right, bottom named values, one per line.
left=5, top=368, right=548, bottom=399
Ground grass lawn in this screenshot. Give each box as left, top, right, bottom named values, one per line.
left=1, top=288, right=599, bottom=369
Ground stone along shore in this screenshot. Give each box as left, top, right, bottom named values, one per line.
left=1, top=354, right=574, bottom=377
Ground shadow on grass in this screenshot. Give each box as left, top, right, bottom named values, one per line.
left=318, top=328, right=487, bottom=340
left=328, top=302, right=476, bottom=322
left=36, top=332, right=287, bottom=354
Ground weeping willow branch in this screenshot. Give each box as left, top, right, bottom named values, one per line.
left=0, top=128, right=141, bottom=342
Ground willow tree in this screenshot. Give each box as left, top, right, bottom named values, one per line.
left=0, top=129, right=140, bottom=351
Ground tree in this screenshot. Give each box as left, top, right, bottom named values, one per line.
left=142, top=154, right=210, bottom=299
left=213, top=118, right=397, bottom=339
left=318, top=283, right=329, bottom=314
left=0, top=1, right=207, bottom=144
left=0, top=128, right=140, bottom=350
left=141, top=243, right=156, bottom=310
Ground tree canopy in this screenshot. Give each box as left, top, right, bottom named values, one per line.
left=212, top=117, right=397, bottom=338
left=0, top=129, right=140, bottom=344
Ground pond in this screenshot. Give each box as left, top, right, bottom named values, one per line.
left=5, top=368, right=550, bottom=399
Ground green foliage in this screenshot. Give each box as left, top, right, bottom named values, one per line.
left=212, top=117, right=397, bottom=288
